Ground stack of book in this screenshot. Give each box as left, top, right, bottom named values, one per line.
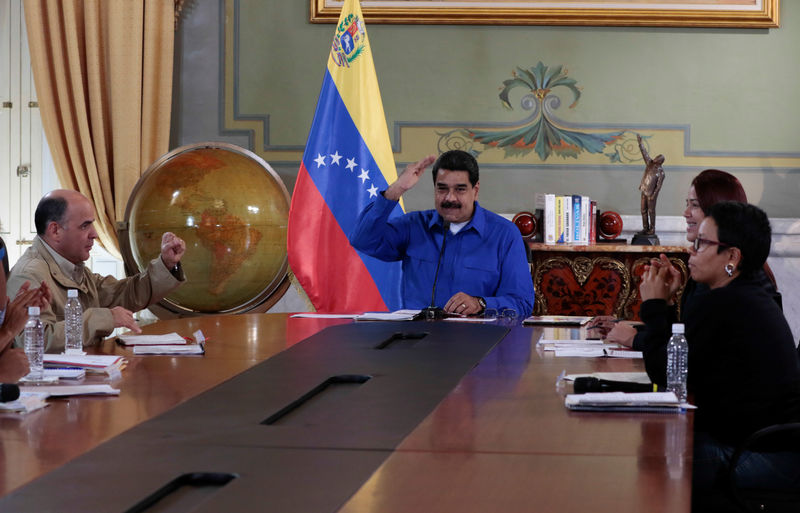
left=536, top=193, right=597, bottom=245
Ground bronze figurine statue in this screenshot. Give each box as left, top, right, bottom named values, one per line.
left=632, top=134, right=665, bottom=245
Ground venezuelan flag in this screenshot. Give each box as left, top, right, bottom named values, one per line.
left=287, top=0, right=402, bottom=313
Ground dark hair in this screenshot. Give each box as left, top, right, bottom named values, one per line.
left=709, top=201, right=771, bottom=277
left=431, top=150, right=479, bottom=186
left=34, top=196, right=68, bottom=235
left=691, top=169, right=747, bottom=214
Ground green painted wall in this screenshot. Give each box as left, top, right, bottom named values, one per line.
left=176, top=1, right=800, bottom=218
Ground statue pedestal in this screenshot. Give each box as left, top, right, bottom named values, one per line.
left=631, top=232, right=660, bottom=246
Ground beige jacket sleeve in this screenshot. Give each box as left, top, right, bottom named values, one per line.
left=8, top=251, right=184, bottom=352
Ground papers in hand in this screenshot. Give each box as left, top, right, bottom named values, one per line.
left=565, top=392, right=683, bottom=413
left=117, top=332, right=187, bottom=346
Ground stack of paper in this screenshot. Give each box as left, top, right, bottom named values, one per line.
left=133, top=344, right=204, bottom=355
left=537, top=339, right=641, bottom=358
left=565, top=391, right=683, bottom=413
left=290, top=313, right=358, bottom=319
left=0, top=392, right=49, bottom=414
left=564, top=372, right=651, bottom=384
left=524, top=315, right=593, bottom=326
left=117, top=332, right=187, bottom=346
left=354, top=310, right=418, bottom=321
left=19, top=384, right=120, bottom=397
left=44, top=354, right=126, bottom=375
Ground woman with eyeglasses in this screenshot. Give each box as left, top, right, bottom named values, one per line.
left=590, top=169, right=780, bottom=347
left=639, top=202, right=800, bottom=507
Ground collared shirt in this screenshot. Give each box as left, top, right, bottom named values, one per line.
left=39, top=238, right=85, bottom=284
left=349, top=194, right=534, bottom=316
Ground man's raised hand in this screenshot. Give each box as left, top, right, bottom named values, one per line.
left=384, top=155, right=436, bottom=201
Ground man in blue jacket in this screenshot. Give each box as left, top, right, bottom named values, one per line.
left=349, top=150, right=534, bottom=317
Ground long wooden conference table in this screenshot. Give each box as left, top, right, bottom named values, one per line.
left=0, top=313, right=692, bottom=512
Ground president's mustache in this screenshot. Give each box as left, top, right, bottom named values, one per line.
left=440, top=201, right=462, bottom=209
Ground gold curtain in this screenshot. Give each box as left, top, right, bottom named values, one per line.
left=24, top=0, right=175, bottom=259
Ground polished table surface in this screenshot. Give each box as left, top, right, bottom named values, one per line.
left=0, top=314, right=691, bottom=511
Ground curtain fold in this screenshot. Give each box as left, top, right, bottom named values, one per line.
left=24, top=0, right=175, bottom=259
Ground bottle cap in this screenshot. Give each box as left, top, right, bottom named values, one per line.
left=68, top=289, right=78, bottom=298
left=672, top=323, right=685, bottom=334
left=28, top=306, right=40, bottom=316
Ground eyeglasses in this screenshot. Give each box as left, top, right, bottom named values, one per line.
left=692, top=238, right=731, bottom=252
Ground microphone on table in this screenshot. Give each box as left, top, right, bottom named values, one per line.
left=419, top=222, right=450, bottom=321
left=573, top=377, right=659, bottom=394
left=0, top=383, right=20, bottom=402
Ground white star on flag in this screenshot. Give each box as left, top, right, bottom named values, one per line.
left=345, top=158, right=358, bottom=172
left=330, top=151, right=342, bottom=165
left=314, top=154, right=327, bottom=167
left=367, top=184, right=378, bottom=198
left=358, top=169, right=370, bottom=184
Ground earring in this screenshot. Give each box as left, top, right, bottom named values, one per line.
left=724, top=263, right=735, bottom=277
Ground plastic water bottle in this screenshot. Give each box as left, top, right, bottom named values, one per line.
left=65, top=289, right=83, bottom=353
left=666, top=323, right=689, bottom=403
left=24, top=306, right=45, bottom=380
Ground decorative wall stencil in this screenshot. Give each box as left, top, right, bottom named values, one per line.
left=222, top=1, right=800, bottom=187
left=439, top=63, right=631, bottom=162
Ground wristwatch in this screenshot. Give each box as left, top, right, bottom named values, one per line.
left=476, top=296, right=486, bottom=315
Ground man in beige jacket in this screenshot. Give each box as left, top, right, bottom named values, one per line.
left=6, top=190, right=186, bottom=352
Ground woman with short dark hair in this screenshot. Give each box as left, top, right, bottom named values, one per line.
left=638, top=201, right=800, bottom=508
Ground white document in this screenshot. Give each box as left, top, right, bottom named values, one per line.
left=538, top=338, right=604, bottom=346
left=354, top=311, right=416, bottom=321
left=0, top=392, right=50, bottom=414
left=118, top=332, right=187, bottom=346
left=554, top=347, right=606, bottom=357
left=443, top=316, right=496, bottom=323
left=524, top=315, right=592, bottom=326
left=552, top=346, right=642, bottom=358
left=564, top=372, right=651, bottom=384
left=43, top=368, right=86, bottom=380
left=133, top=344, right=204, bottom=355
left=44, top=354, right=125, bottom=370
left=568, top=391, right=679, bottom=406
left=604, top=348, right=643, bottom=359
left=19, top=384, right=120, bottom=397
left=290, top=313, right=358, bottom=319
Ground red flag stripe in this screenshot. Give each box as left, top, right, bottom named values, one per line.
left=288, top=164, right=387, bottom=313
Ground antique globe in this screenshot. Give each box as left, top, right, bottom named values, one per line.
left=119, top=142, right=291, bottom=315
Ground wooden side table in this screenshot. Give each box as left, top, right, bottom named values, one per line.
left=528, top=243, right=689, bottom=319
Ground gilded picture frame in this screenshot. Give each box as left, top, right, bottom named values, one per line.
left=309, top=1, right=779, bottom=28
